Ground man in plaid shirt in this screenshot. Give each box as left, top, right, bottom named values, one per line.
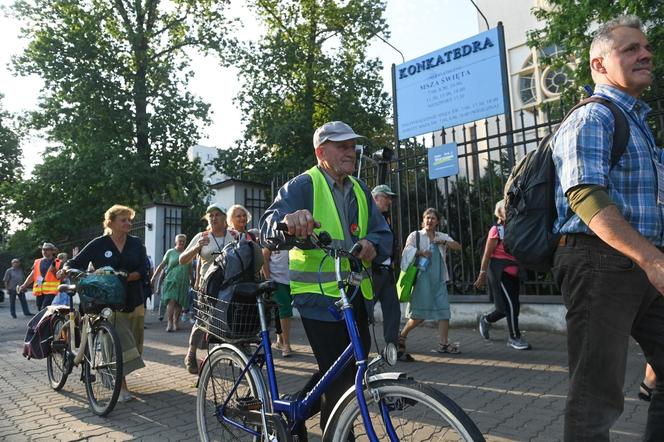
left=551, top=15, right=664, bottom=440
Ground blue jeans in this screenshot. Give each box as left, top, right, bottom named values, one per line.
left=553, top=234, right=664, bottom=441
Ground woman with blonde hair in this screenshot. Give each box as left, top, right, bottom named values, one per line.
left=152, top=234, right=191, bottom=332
left=227, top=204, right=256, bottom=240
left=179, top=203, right=236, bottom=374
left=62, top=204, right=147, bottom=402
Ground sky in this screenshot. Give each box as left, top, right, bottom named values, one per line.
left=0, top=0, right=480, bottom=175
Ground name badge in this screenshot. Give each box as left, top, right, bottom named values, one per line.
left=655, top=160, right=664, bottom=205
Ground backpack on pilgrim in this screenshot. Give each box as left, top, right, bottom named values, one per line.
left=197, top=238, right=264, bottom=342
left=503, top=96, right=629, bottom=272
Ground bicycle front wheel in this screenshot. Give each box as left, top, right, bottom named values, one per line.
left=324, top=378, right=485, bottom=442
left=84, top=320, right=123, bottom=416
left=47, top=315, right=70, bottom=391
left=197, top=346, right=268, bottom=442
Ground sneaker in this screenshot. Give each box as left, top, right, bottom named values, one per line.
left=435, top=342, right=460, bottom=354
left=282, top=347, right=293, bottom=358
left=478, top=314, right=490, bottom=340
left=184, top=353, right=199, bottom=374
left=507, top=337, right=531, bottom=350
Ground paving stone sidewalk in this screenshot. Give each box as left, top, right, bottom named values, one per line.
left=0, top=301, right=649, bottom=441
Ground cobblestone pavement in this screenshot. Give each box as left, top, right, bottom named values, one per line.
left=0, top=301, right=649, bottom=441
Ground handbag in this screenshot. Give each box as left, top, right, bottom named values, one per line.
left=396, top=232, right=420, bottom=303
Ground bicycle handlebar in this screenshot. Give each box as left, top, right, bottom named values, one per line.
left=274, top=222, right=362, bottom=258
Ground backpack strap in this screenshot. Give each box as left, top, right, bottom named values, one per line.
left=563, top=96, right=630, bottom=168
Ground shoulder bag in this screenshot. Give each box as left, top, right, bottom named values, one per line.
left=396, top=232, right=420, bottom=303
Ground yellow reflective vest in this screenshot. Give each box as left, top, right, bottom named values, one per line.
left=32, top=258, right=62, bottom=296
left=289, top=166, right=373, bottom=300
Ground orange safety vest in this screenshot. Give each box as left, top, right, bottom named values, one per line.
left=32, top=258, right=62, bottom=296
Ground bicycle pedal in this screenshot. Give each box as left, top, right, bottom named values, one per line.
left=84, top=374, right=96, bottom=383
left=234, top=397, right=262, bottom=411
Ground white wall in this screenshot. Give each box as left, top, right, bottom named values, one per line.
left=188, top=144, right=229, bottom=184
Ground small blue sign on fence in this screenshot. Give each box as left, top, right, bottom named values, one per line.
left=427, top=143, right=459, bottom=179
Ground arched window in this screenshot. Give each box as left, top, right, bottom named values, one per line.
left=516, top=45, right=572, bottom=108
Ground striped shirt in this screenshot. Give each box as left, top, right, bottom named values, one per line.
left=552, top=84, right=664, bottom=245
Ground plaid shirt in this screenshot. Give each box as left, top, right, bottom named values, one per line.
left=552, top=84, right=664, bottom=245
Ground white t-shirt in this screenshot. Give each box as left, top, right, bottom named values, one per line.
left=185, top=230, right=236, bottom=285
left=268, top=250, right=289, bottom=285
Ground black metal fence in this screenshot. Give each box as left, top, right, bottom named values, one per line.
left=244, top=187, right=269, bottom=230
left=266, top=94, right=664, bottom=299
left=51, top=95, right=664, bottom=299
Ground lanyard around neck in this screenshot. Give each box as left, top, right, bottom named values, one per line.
left=210, top=233, right=225, bottom=253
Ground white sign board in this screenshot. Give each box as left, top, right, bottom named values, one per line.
left=394, top=27, right=506, bottom=140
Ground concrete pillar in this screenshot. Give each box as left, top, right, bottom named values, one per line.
left=144, top=203, right=186, bottom=266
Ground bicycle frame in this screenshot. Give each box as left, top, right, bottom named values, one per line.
left=58, top=285, right=102, bottom=370
left=212, top=247, right=382, bottom=441
left=64, top=306, right=92, bottom=366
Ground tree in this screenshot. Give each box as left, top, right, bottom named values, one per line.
left=528, top=1, right=664, bottom=98
left=0, top=95, right=23, bottom=244
left=215, top=0, right=393, bottom=181
left=8, top=0, right=234, bottom=243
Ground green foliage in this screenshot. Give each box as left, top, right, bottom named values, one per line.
left=7, top=0, right=234, bottom=246
left=215, top=0, right=393, bottom=181
left=528, top=0, right=664, bottom=99
left=0, top=95, right=23, bottom=244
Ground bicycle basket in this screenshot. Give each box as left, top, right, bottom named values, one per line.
left=78, top=274, right=126, bottom=313
left=195, top=283, right=264, bottom=342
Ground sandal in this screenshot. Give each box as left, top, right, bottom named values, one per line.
left=639, top=382, right=653, bottom=402
left=436, top=342, right=460, bottom=354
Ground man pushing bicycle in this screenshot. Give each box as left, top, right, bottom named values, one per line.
left=259, top=120, right=392, bottom=437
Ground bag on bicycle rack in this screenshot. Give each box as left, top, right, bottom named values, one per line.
left=198, top=239, right=264, bottom=341
left=23, top=307, right=57, bottom=359
left=77, top=273, right=126, bottom=313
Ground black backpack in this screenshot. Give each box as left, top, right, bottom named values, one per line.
left=197, top=239, right=265, bottom=341
left=201, top=238, right=263, bottom=299
left=503, top=96, right=630, bottom=272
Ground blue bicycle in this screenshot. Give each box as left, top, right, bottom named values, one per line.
left=194, top=227, right=484, bottom=441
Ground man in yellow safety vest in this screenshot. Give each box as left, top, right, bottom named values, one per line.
left=260, top=121, right=392, bottom=437
left=18, top=242, right=63, bottom=311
